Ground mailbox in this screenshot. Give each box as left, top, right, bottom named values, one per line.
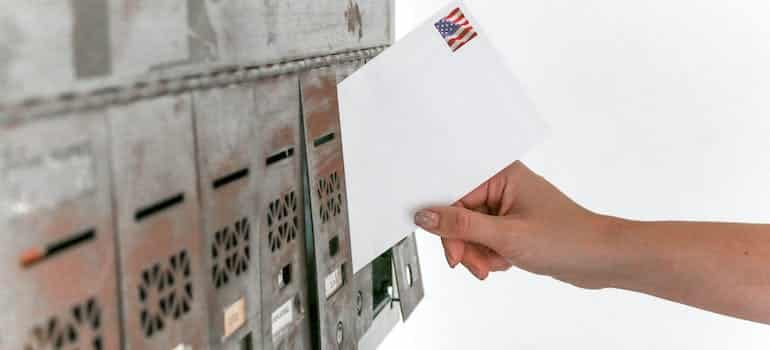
left=0, top=112, right=121, bottom=350
left=193, top=85, right=264, bottom=349
left=254, top=75, right=314, bottom=350
left=108, top=95, right=208, bottom=349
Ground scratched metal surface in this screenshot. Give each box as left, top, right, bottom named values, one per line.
left=0, top=0, right=393, bottom=105
left=193, top=85, right=264, bottom=349
left=300, top=68, right=357, bottom=350
left=108, top=95, right=209, bottom=349
left=254, top=75, right=313, bottom=350
left=0, top=1, right=402, bottom=348
left=0, top=111, right=121, bottom=350
left=392, top=233, right=425, bottom=321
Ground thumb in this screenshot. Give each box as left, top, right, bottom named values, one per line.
left=414, top=206, right=509, bottom=251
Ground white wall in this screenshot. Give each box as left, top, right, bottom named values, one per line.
left=382, top=0, right=770, bottom=348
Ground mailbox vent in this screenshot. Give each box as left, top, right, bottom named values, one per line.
left=212, top=217, right=251, bottom=289
left=317, top=172, right=342, bottom=223
left=24, top=297, right=103, bottom=350
left=267, top=191, right=299, bottom=253
left=138, top=250, right=193, bottom=338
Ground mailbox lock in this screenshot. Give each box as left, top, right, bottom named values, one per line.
left=336, top=321, right=344, bottom=345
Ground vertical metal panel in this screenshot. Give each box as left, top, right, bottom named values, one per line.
left=108, top=95, right=208, bottom=349
left=198, top=0, right=393, bottom=66
left=193, top=85, right=263, bottom=349
left=351, top=264, right=374, bottom=341
left=0, top=112, right=120, bottom=350
left=392, top=233, right=424, bottom=321
left=300, top=68, right=356, bottom=350
left=254, top=75, right=313, bottom=350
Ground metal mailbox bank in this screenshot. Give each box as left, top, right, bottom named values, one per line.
left=0, top=1, right=422, bottom=349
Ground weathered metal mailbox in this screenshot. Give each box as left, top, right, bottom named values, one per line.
left=0, top=1, right=423, bottom=349
left=254, top=76, right=314, bottom=350
left=193, top=85, right=264, bottom=349
left=108, top=96, right=209, bottom=349
left=0, top=112, right=121, bottom=350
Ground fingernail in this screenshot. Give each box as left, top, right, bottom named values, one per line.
left=448, top=252, right=460, bottom=268
left=414, top=210, right=439, bottom=230
left=448, top=257, right=459, bottom=269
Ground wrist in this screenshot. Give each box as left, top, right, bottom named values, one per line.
left=593, top=214, right=646, bottom=290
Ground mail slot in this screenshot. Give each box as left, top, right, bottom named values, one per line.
left=108, top=95, right=208, bottom=349
left=254, top=75, right=313, bottom=350
left=193, top=85, right=263, bottom=349
left=300, top=68, right=356, bottom=350
left=0, top=112, right=121, bottom=350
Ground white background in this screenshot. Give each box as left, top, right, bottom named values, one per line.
left=381, top=0, right=770, bottom=348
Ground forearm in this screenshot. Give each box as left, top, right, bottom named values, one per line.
left=605, top=217, right=770, bottom=324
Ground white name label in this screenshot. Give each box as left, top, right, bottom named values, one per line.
left=223, top=297, right=246, bottom=338
left=271, top=298, right=294, bottom=339
left=324, top=266, right=344, bottom=298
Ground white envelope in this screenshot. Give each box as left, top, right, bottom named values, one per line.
left=338, top=0, right=547, bottom=273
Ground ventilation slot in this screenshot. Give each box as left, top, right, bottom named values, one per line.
left=212, top=217, right=251, bottom=289
left=265, top=148, right=295, bottom=166
left=212, top=168, right=250, bottom=189
left=135, top=193, right=185, bottom=221
left=313, top=132, right=336, bottom=148
left=24, top=297, right=103, bottom=350
left=138, top=250, right=193, bottom=338
left=266, top=191, right=299, bottom=253
left=20, top=228, right=96, bottom=268
left=316, top=172, right=342, bottom=223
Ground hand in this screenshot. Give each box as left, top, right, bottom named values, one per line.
left=414, top=161, right=620, bottom=288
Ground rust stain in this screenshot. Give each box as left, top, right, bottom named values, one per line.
left=269, top=125, right=295, bottom=152
left=345, top=0, right=363, bottom=40
left=302, top=72, right=339, bottom=140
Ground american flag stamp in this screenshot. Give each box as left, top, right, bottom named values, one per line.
left=434, top=7, right=478, bottom=52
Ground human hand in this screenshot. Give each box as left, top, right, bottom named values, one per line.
left=414, top=161, right=621, bottom=288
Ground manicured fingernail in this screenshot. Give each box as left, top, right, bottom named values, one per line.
left=414, top=210, right=439, bottom=230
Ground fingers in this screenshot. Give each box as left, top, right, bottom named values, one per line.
left=441, top=237, right=464, bottom=268
left=456, top=243, right=512, bottom=279
left=459, top=244, right=490, bottom=280
left=414, top=206, right=509, bottom=251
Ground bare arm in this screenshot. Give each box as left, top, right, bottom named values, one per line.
left=607, top=219, right=770, bottom=324
left=414, top=161, right=770, bottom=324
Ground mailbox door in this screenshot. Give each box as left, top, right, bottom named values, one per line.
left=193, top=85, right=263, bottom=349
left=0, top=112, right=120, bottom=350
left=300, top=68, right=356, bottom=350
left=109, top=95, right=208, bottom=349
left=255, top=75, right=313, bottom=350
left=392, top=233, right=424, bottom=321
